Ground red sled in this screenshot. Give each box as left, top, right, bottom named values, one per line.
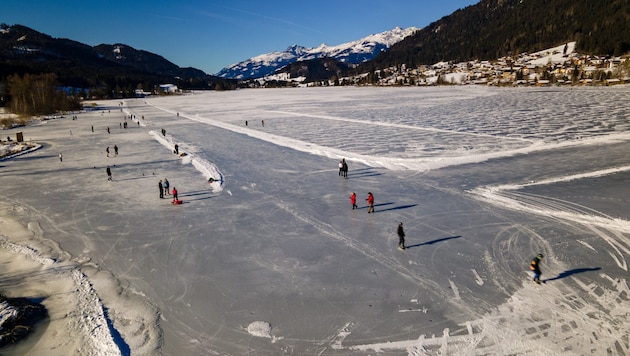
left=172, top=199, right=183, bottom=205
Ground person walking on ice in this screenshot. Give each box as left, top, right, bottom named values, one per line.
left=172, top=187, right=178, bottom=202
left=106, top=166, right=112, bottom=181
left=158, top=180, right=164, bottom=199
left=530, top=254, right=544, bottom=284
left=366, top=192, right=375, bottom=213
left=350, top=192, right=357, bottom=209
left=397, top=222, right=406, bottom=250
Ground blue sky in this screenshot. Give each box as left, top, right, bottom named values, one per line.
left=3, top=0, right=478, bottom=75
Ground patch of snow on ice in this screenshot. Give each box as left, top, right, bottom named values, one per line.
left=0, top=236, right=54, bottom=265
left=247, top=321, right=272, bottom=339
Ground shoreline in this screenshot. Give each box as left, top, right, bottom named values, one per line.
left=0, top=104, right=165, bottom=355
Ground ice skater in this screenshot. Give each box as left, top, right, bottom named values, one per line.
left=341, top=158, right=348, bottom=178
left=114, top=145, right=118, bottom=155
left=366, top=192, right=374, bottom=213
left=106, top=166, right=112, bottom=181
left=338, top=160, right=344, bottom=176
left=397, top=222, right=406, bottom=250
left=158, top=180, right=164, bottom=199
left=106, top=146, right=110, bottom=157
left=163, top=178, right=170, bottom=196
left=59, top=153, right=63, bottom=162
left=530, top=254, right=544, bottom=284
left=350, top=192, right=357, bottom=209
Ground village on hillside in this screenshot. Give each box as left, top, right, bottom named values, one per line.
left=263, top=42, right=630, bottom=87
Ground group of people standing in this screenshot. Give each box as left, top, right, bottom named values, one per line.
left=158, top=178, right=177, bottom=199
left=338, top=158, right=348, bottom=178
left=158, top=178, right=179, bottom=203
left=105, top=145, right=118, bottom=158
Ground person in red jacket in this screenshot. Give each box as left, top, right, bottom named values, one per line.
left=530, top=254, right=544, bottom=284
left=350, top=192, right=357, bottom=209
left=366, top=192, right=374, bottom=213
left=172, top=187, right=178, bottom=202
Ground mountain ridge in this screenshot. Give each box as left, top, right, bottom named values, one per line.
left=0, top=24, right=236, bottom=96
left=216, top=27, right=418, bottom=79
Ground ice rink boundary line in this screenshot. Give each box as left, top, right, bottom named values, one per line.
left=470, top=165, right=630, bottom=234
left=478, top=165, right=630, bottom=192
left=269, top=110, right=533, bottom=143
left=146, top=103, right=630, bottom=173
left=145, top=104, right=527, bottom=172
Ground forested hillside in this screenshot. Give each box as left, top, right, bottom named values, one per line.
left=368, top=0, right=630, bottom=70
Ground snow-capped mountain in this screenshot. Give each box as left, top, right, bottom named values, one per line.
left=216, top=27, right=418, bottom=80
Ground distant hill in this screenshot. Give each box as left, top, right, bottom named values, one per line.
left=266, top=58, right=351, bottom=85
left=0, top=24, right=235, bottom=96
left=216, top=27, right=418, bottom=80
left=367, top=0, right=630, bottom=71
left=92, top=43, right=206, bottom=79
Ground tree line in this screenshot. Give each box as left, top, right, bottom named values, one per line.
left=4, top=73, right=81, bottom=117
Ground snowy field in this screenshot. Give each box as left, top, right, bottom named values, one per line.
left=1, top=86, right=629, bottom=355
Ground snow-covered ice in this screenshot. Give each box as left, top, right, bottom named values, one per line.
left=1, top=85, right=629, bottom=355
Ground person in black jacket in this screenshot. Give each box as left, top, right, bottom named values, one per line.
left=397, top=222, right=406, bottom=250
left=158, top=180, right=164, bottom=199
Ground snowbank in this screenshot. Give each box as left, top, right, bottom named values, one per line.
left=0, top=142, right=41, bottom=160
left=148, top=130, right=224, bottom=192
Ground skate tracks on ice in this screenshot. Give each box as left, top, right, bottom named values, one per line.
left=146, top=101, right=630, bottom=355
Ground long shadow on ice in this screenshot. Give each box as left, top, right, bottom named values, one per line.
left=14, top=154, right=59, bottom=161
left=179, top=190, right=213, bottom=202
left=0, top=159, right=174, bottom=178
left=357, top=202, right=394, bottom=210
left=347, top=172, right=383, bottom=179
left=347, top=169, right=383, bottom=179
left=116, top=176, right=154, bottom=182
left=406, top=235, right=462, bottom=249
left=374, top=204, right=418, bottom=213
left=543, top=267, right=601, bottom=283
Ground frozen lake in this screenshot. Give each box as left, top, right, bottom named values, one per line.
left=1, top=86, right=629, bottom=355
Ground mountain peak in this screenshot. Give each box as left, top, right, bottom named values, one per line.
left=216, top=27, right=418, bottom=79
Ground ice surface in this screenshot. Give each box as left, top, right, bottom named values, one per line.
left=1, top=86, right=629, bottom=355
